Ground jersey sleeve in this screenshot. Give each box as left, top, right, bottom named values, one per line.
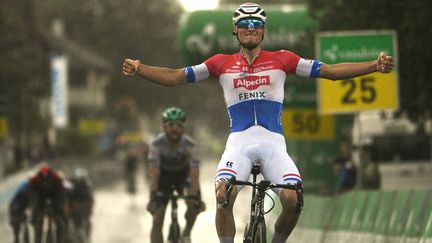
left=147, top=144, right=160, bottom=168
left=276, top=50, right=322, bottom=78
left=183, top=54, right=227, bottom=82
left=296, top=58, right=322, bottom=78
left=183, top=63, right=210, bottom=83
left=188, top=145, right=199, bottom=168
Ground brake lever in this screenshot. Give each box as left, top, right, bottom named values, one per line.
left=222, top=176, right=236, bottom=208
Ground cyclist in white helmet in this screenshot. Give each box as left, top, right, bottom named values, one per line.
left=122, top=3, right=394, bottom=242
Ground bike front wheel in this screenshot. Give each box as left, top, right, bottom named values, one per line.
left=167, top=222, right=181, bottom=243
left=22, top=221, right=31, bottom=243
left=251, top=219, right=266, bottom=243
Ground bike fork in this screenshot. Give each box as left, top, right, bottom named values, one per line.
left=168, top=199, right=181, bottom=243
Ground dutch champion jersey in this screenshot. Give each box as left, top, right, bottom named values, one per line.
left=184, top=50, right=321, bottom=134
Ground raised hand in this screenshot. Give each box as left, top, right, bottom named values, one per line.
left=376, top=52, right=394, bottom=73
left=122, top=59, right=141, bottom=76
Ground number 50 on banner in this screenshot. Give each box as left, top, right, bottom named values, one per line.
left=282, top=109, right=334, bottom=140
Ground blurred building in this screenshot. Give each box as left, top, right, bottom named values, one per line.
left=44, top=19, right=113, bottom=110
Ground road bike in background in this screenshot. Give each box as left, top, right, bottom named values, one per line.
left=156, top=187, right=203, bottom=243
left=33, top=199, right=62, bottom=243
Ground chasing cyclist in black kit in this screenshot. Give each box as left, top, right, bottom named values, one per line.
left=147, top=107, right=205, bottom=243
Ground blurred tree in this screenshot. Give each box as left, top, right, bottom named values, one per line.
left=41, top=0, right=185, bottom=115
left=220, top=0, right=304, bottom=4
left=112, top=96, right=139, bottom=133
left=307, top=0, right=432, bottom=123
left=0, top=0, right=51, bottom=168
left=41, top=0, right=230, bottom=142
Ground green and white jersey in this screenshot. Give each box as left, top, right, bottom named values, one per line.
left=148, top=133, right=199, bottom=172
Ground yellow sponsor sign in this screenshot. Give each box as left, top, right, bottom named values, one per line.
left=282, top=109, right=334, bottom=140
left=79, top=119, right=105, bottom=135
left=123, top=132, right=142, bottom=143
left=318, top=72, right=398, bottom=114
left=0, top=117, right=8, bottom=138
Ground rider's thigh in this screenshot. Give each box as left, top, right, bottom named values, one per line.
left=261, top=147, right=302, bottom=194
left=215, top=147, right=252, bottom=183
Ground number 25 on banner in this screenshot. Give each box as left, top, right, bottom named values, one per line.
left=318, top=72, right=398, bottom=114
left=282, top=109, right=334, bottom=140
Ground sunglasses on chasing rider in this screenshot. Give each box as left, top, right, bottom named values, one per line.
left=236, top=19, right=265, bottom=29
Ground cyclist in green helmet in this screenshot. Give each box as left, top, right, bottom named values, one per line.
left=147, top=107, right=205, bottom=243
left=163, top=107, right=186, bottom=121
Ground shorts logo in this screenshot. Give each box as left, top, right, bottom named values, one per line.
left=226, top=161, right=234, bottom=168
left=233, top=76, right=270, bottom=90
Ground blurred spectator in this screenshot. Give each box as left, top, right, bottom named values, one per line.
left=330, top=140, right=357, bottom=195
left=359, top=145, right=381, bottom=189
left=125, top=146, right=138, bottom=196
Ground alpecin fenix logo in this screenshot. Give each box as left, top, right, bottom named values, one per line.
left=233, top=76, right=270, bottom=90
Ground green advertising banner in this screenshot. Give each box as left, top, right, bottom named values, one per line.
left=177, top=8, right=318, bottom=64
left=316, top=30, right=399, bottom=114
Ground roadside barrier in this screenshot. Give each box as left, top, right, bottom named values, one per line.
left=280, top=189, right=432, bottom=243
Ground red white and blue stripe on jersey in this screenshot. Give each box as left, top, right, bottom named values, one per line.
left=184, top=50, right=322, bottom=135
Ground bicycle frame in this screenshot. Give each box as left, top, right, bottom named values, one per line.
left=168, top=189, right=184, bottom=243
left=68, top=215, right=90, bottom=243
left=18, top=211, right=31, bottom=243
left=244, top=163, right=268, bottom=243
left=34, top=199, right=57, bottom=243
left=223, top=163, right=302, bottom=243
left=163, top=189, right=198, bottom=243
left=42, top=212, right=55, bottom=243
left=167, top=191, right=181, bottom=243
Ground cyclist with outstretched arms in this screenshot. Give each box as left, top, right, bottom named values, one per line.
left=146, top=107, right=205, bottom=243
left=123, top=3, right=394, bottom=242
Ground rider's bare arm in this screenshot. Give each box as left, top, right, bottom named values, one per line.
left=189, top=167, right=200, bottom=196
left=122, top=59, right=187, bottom=86
left=319, top=52, right=394, bottom=80
left=149, top=165, right=160, bottom=193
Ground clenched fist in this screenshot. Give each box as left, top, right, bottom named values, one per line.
left=122, top=59, right=141, bottom=76
left=376, top=52, right=394, bottom=73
